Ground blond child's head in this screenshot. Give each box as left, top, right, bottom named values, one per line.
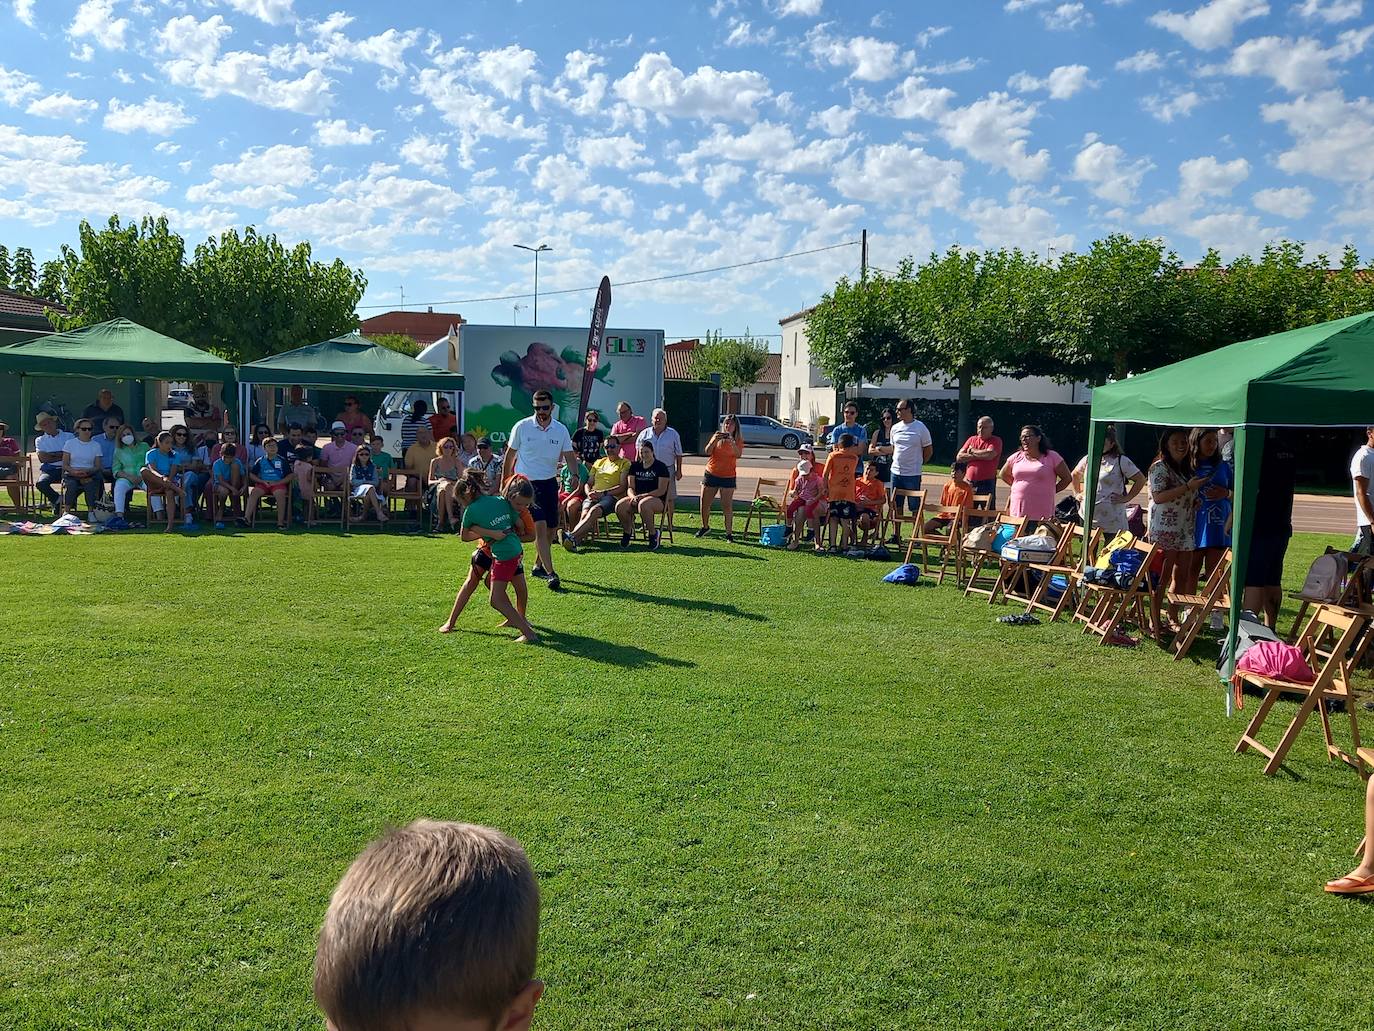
left=314, top=820, right=542, bottom=1031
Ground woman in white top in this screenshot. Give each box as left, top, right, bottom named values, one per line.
left=1072, top=426, right=1146, bottom=533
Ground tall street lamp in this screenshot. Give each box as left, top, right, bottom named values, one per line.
left=513, top=243, right=552, bottom=327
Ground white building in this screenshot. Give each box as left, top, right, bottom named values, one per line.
left=778, top=306, right=1091, bottom=429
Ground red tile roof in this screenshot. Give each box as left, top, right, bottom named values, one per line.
left=359, top=309, right=464, bottom=342
left=0, top=287, right=67, bottom=328
left=664, top=339, right=782, bottom=384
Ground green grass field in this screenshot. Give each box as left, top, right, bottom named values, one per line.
left=3, top=526, right=1373, bottom=1030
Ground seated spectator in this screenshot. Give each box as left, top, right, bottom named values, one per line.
left=0, top=420, right=21, bottom=510
left=246, top=436, right=294, bottom=529
left=97, top=416, right=120, bottom=481
left=320, top=421, right=357, bottom=489
left=429, top=396, right=457, bottom=440
left=561, top=436, right=629, bottom=550
left=458, top=431, right=481, bottom=468
left=430, top=436, right=466, bottom=529
left=210, top=443, right=247, bottom=527
left=245, top=424, right=272, bottom=467
left=348, top=425, right=369, bottom=455
left=141, top=431, right=185, bottom=532
left=824, top=432, right=860, bottom=551
left=82, top=387, right=124, bottom=429
left=209, top=426, right=242, bottom=465
left=278, top=424, right=312, bottom=462
left=140, top=417, right=159, bottom=447
left=369, top=432, right=394, bottom=481
left=923, top=461, right=975, bottom=534
left=293, top=446, right=319, bottom=526
left=615, top=440, right=670, bottom=550
left=401, top=398, right=429, bottom=453
left=467, top=436, right=502, bottom=486
left=785, top=458, right=824, bottom=552
left=112, top=424, right=146, bottom=519
left=277, top=385, right=320, bottom=434
left=33, top=413, right=73, bottom=515
left=170, top=424, right=203, bottom=526
left=184, top=383, right=223, bottom=438
left=854, top=461, right=887, bottom=545
left=312, top=820, right=542, bottom=1031
left=337, top=395, right=373, bottom=436
left=405, top=424, right=436, bottom=484
left=62, top=417, right=105, bottom=518
left=558, top=455, right=590, bottom=530
left=350, top=444, right=388, bottom=523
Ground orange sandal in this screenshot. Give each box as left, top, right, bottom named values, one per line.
left=1324, top=873, right=1374, bottom=895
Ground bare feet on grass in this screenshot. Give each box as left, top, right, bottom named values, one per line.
left=437, top=623, right=455, bottom=633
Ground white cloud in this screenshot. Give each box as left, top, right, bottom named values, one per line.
left=0, top=124, right=85, bottom=161
left=1072, top=134, right=1153, bottom=203
left=1226, top=28, right=1372, bottom=93
left=69, top=0, right=128, bottom=50
left=725, top=19, right=776, bottom=47
left=1043, top=3, right=1091, bottom=29
left=701, top=162, right=744, bottom=198
left=1116, top=49, right=1165, bottom=72
left=157, top=15, right=233, bottom=64
left=1252, top=186, right=1315, bottom=218
left=808, top=104, right=859, bottom=135
left=1180, top=155, right=1249, bottom=197
left=612, top=52, right=771, bottom=122
left=212, top=143, right=315, bottom=187
left=399, top=133, right=449, bottom=168
left=805, top=25, right=911, bottom=81
left=164, top=51, right=334, bottom=115
left=0, top=66, right=40, bottom=106
left=222, top=0, right=294, bottom=25
left=886, top=74, right=956, bottom=119
left=772, top=0, right=823, bottom=14
left=471, top=45, right=539, bottom=100
left=1297, top=0, right=1362, bottom=21
left=412, top=67, right=545, bottom=167
left=14, top=0, right=35, bottom=27
left=576, top=133, right=648, bottom=168
left=70, top=44, right=94, bottom=63
left=533, top=50, right=607, bottom=118
left=937, top=92, right=1050, bottom=181
left=1142, top=91, right=1203, bottom=122
left=104, top=97, right=195, bottom=136
left=1149, top=0, right=1268, bottom=50
left=1008, top=64, right=1092, bottom=100
left=963, top=196, right=1073, bottom=253
left=314, top=119, right=380, bottom=145
left=25, top=92, right=98, bottom=122
left=153, top=141, right=179, bottom=155
left=1262, top=89, right=1374, bottom=182
left=831, top=142, right=963, bottom=211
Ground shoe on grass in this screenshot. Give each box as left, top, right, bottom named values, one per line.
left=561, top=530, right=577, bottom=553
left=649, top=530, right=661, bottom=551
left=531, top=565, right=549, bottom=579
left=694, top=526, right=709, bottom=538
left=547, top=574, right=562, bottom=591
left=214, top=521, right=225, bottom=530
left=620, top=533, right=632, bottom=549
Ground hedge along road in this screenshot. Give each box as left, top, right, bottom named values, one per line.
left=680, top=451, right=1354, bottom=535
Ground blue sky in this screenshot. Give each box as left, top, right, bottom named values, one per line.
left=1, top=0, right=1372, bottom=346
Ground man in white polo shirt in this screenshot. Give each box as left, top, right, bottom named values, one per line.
left=502, top=389, right=580, bottom=591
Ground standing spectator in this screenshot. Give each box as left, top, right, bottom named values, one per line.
left=112, top=424, right=146, bottom=519
left=1146, top=428, right=1207, bottom=633
left=1072, top=426, right=1145, bottom=534
left=571, top=410, right=605, bottom=465
left=337, top=396, right=373, bottom=437
left=830, top=401, right=869, bottom=474
left=277, top=385, right=320, bottom=434
left=61, top=417, right=105, bottom=517
left=823, top=432, right=860, bottom=551
left=401, top=398, right=429, bottom=453
left=888, top=398, right=933, bottom=542
left=428, top=396, right=457, bottom=441
left=610, top=400, right=647, bottom=455
left=1243, top=431, right=1298, bottom=628
left=0, top=421, right=21, bottom=510
left=868, top=407, right=895, bottom=499
left=82, top=388, right=124, bottom=430
left=1000, top=425, right=1071, bottom=522
left=1351, top=426, right=1374, bottom=554
left=698, top=414, right=743, bottom=540
left=33, top=413, right=73, bottom=514
left=184, top=383, right=224, bottom=439
left=1188, top=427, right=1233, bottom=588
left=502, top=389, right=579, bottom=590
left=636, top=408, right=684, bottom=499
left=957, top=416, right=1003, bottom=507
left=320, top=421, right=358, bottom=489
left=467, top=436, right=503, bottom=486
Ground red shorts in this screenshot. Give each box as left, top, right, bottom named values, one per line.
left=263, top=481, right=290, bottom=494
left=490, top=556, right=522, bottom=583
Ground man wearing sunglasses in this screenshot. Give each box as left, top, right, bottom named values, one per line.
left=503, top=390, right=579, bottom=591
left=62, top=419, right=105, bottom=518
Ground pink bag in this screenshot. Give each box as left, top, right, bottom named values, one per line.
left=1235, top=641, right=1315, bottom=684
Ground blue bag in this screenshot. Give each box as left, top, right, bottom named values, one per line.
left=991, top=523, right=1017, bottom=552
left=759, top=524, right=787, bottom=547
left=882, top=563, right=921, bottom=585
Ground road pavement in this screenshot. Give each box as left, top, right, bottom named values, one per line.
left=675, top=449, right=1353, bottom=537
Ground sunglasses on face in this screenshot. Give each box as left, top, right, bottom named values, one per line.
left=534, top=404, right=552, bottom=412
left=333, top=430, right=345, bottom=436
left=77, top=425, right=92, bottom=432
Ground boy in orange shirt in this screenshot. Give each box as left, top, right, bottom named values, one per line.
left=923, top=460, right=974, bottom=534
left=854, top=460, right=886, bottom=546
left=824, top=432, right=860, bottom=551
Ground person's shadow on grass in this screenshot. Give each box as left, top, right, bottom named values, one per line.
left=558, top=579, right=767, bottom=622
left=465, top=626, right=695, bottom=668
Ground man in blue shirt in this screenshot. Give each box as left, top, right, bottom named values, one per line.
left=830, top=402, right=869, bottom=475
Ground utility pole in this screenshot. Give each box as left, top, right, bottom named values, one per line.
left=860, top=228, right=868, bottom=284
left=399, top=284, right=405, bottom=311
left=513, top=243, right=552, bottom=327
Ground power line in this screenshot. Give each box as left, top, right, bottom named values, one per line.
left=356, top=239, right=860, bottom=310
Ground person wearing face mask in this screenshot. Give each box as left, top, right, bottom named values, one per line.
left=112, top=424, right=149, bottom=519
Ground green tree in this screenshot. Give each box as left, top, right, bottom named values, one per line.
left=0, top=246, right=10, bottom=290
left=1327, top=246, right=1374, bottom=319
left=11, top=246, right=35, bottom=295
left=36, top=260, right=65, bottom=303
left=370, top=332, right=421, bottom=357
left=807, top=260, right=932, bottom=389
left=688, top=329, right=770, bottom=391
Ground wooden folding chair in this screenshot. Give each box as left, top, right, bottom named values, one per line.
left=312, top=467, right=350, bottom=530
left=387, top=470, right=426, bottom=530
left=743, top=477, right=788, bottom=538
left=1023, top=524, right=1100, bottom=622
left=1074, top=539, right=1158, bottom=644
left=965, top=492, right=997, bottom=527
left=1284, top=551, right=1371, bottom=643
left=888, top=489, right=925, bottom=546
left=1235, top=605, right=1371, bottom=776
left=963, top=515, right=1027, bottom=600
left=1170, top=548, right=1233, bottom=660
left=903, top=503, right=967, bottom=584
left=0, top=453, right=32, bottom=516
left=991, top=523, right=1065, bottom=607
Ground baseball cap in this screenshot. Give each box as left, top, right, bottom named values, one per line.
left=477, top=436, right=492, bottom=448
left=330, top=420, right=346, bottom=431
left=797, top=459, right=813, bottom=475
left=797, top=442, right=815, bottom=454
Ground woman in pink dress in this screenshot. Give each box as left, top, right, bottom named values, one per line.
left=999, top=425, right=1071, bottom=521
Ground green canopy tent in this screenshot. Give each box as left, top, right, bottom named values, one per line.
left=235, top=332, right=465, bottom=441
left=0, top=318, right=237, bottom=449
left=1083, top=311, right=1374, bottom=713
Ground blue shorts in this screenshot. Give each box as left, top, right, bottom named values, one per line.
left=891, top=473, right=923, bottom=512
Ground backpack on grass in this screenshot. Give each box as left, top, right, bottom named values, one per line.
left=882, top=564, right=921, bottom=585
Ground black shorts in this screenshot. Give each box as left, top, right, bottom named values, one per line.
left=829, top=500, right=857, bottom=521
left=530, top=477, right=560, bottom=527
left=703, top=473, right=737, bottom=489
left=1245, top=528, right=1292, bottom=588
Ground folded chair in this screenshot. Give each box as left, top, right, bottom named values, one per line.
left=1234, top=605, right=1371, bottom=776
left=963, top=515, right=1027, bottom=600
left=1023, top=524, right=1100, bottom=623
left=888, top=488, right=925, bottom=547
left=743, top=477, right=788, bottom=538
left=904, top=502, right=967, bottom=585
left=1170, top=548, right=1233, bottom=660
left=1074, top=538, right=1158, bottom=644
